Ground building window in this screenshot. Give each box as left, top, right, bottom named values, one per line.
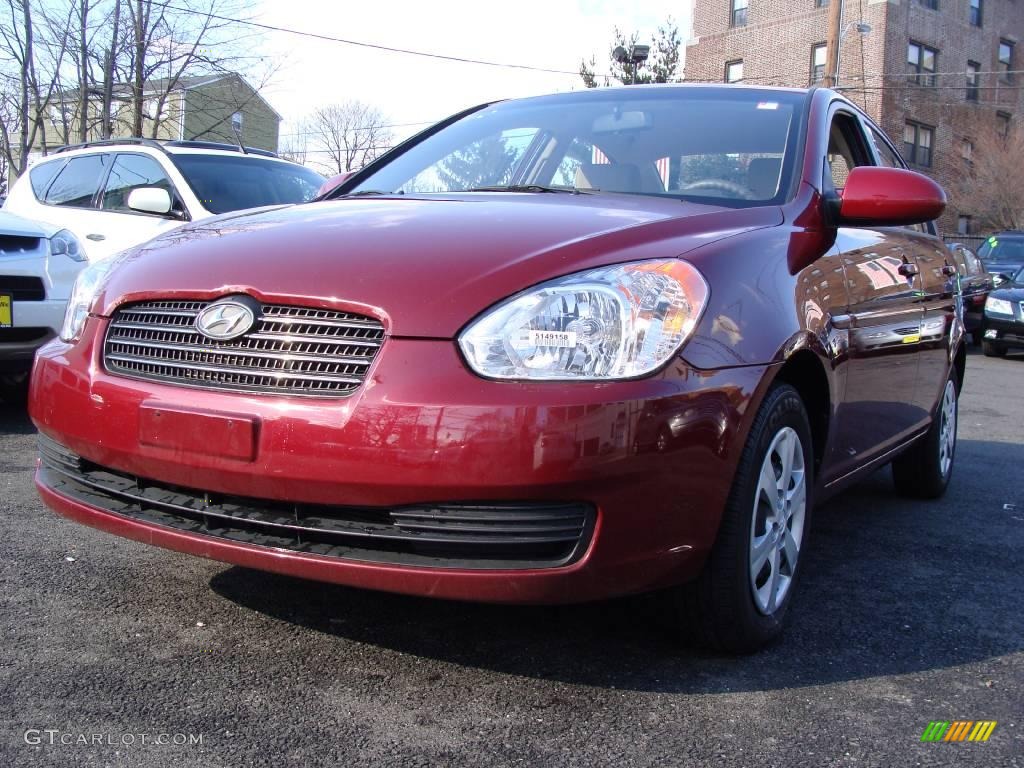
left=966, top=61, right=980, bottom=101
left=908, top=41, right=938, bottom=86
left=904, top=121, right=934, bottom=167
left=996, top=111, right=1012, bottom=138
left=231, top=111, right=243, bottom=133
left=915, top=0, right=938, bottom=9
left=810, top=43, right=827, bottom=83
left=815, top=0, right=829, bottom=6
left=725, top=59, right=744, bottom=83
left=998, top=40, right=1014, bottom=81
left=730, top=0, right=748, bottom=27
left=960, top=139, right=973, bottom=163
left=957, top=215, right=972, bottom=235
left=969, top=0, right=982, bottom=27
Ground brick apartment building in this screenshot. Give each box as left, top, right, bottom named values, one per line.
left=684, top=0, right=1023, bottom=236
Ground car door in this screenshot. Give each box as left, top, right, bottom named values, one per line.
left=866, top=121, right=959, bottom=425
left=93, top=152, right=187, bottom=257
left=910, top=235, right=960, bottom=417
left=33, top=153, right=114, bottom=259
left=828, top=110, right=925, bottom=475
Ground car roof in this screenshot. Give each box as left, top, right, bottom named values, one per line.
left=42, top=139, right=288, bottom=163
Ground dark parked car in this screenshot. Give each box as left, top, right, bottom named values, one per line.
left=981, top=265, right=1024, bottom=357
left=978, top=231, right=1024, bottom=282
left=30, top=86, right=964, bottom=653
left=946, top=242, right=994, bottom=344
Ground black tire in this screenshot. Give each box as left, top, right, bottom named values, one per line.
left=666, top=383, right=814, bottom=654
left=982, top=340, right=1006, bottom=357
left=970, top=330, right=983, bottom=347
left=0, top=373, right=29, bottom=405
left=892, top=370, right=958, bottom=499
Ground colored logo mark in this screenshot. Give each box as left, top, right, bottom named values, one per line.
left=921, top=721, right=997, bottom=742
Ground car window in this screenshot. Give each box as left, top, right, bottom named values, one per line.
left=101, top=154, right=175, bottom=213
left=397, top=127, right=541, bottom=193
left=44, top=154, right=109, bottom=207
left=29, top=159, right=65, bottom=199
left=823, top=112, right=872, bottom=193
left=866, top=126, right=904, bottom=168
left=349, top=90, right=804, bottom=207
left=171, top=155, right=324, bottom=214
left=979, top=236, right=1024, bottom=265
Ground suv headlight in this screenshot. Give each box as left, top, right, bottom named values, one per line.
left=60, top=259, right=115, bottom=342
left=458, top=259, right=709, bottom=380
left=985, top=296, right=1013, bottom=315
left=49, top=229, right=86, bottom=262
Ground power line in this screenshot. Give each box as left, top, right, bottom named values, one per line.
left=148, top=0, right=601, bottom=78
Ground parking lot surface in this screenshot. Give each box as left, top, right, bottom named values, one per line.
left=1, top=350, right=1021, bottom=767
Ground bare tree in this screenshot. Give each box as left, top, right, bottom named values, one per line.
left=305, top=101, right=393, bottom=175
left=278, top=123, right=309, bottom=165
left=953, top=121, right=1024, bottom=232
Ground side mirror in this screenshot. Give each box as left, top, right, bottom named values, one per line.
left=992, top=273, right=1012, bottom=286
left=316, top=170, right=358, bottom=199
left=836, top=167, right=946, bottom=227
left=127, top=187, right=173, bottom=216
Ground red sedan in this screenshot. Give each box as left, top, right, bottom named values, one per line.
left=31, top=86, right=962, bottom=652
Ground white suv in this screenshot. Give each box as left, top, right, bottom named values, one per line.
left=0, top=210, right=86, bottom=386
left=4, top=139, right=325, bottom=262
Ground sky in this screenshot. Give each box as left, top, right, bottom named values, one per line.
left=250, top=0, right=693, bottom=150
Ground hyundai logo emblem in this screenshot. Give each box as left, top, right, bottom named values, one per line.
left=195, top=299, right=256, bottom=341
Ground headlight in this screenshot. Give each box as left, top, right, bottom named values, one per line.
left=59, top=259, right=115, bottom=342
left=458, top=259, right=709, bottom=380
left=49, top=229, right=86, bottom=262
left=985, top=296, right=1013, bottom=315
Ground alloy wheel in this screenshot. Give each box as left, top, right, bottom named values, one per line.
left=938, top=379, right=957, bottom=478
left=749, top=426, right=806, bottom=615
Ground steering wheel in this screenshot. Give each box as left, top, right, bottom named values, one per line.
left=680, top=179, right=757, bottom=200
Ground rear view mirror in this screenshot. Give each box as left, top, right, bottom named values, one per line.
left=592, top=110, right=652, bottom=134
left=837, top=167, right=946, bottom=227
left=127, top=187, right=172, bottom=216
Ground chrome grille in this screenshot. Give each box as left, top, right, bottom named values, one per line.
left=103, top=299, right=384, bottom=396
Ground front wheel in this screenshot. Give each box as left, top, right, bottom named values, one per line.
left=982, top=340, right=1006, bottom=357
left=892, top=373, right=957, bottom=499
left=665, top=383, right=813, bottom=653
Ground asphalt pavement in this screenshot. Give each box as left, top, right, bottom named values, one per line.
left=1, top=349, right=1021, bottom=767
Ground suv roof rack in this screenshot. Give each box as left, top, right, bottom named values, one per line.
left=51, top=137, right=280, bottom=159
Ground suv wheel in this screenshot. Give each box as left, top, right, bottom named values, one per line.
left=982, top=340, right=1006, bottom=357
left=667, top=383, right=812, bottom=653
left=892, top=372, right=957, bottom=499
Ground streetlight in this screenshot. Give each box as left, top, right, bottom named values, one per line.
left=613, top=44, right=651, bottom=85
left=834, top=21, right=871, bottom=87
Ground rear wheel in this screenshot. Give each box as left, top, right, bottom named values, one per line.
left=982, top=340, right=1006, bottom=357
left=666, top=383, right=812, bottom=654
left=892, top=372, right=957, bottom=499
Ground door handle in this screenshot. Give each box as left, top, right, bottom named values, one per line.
left=86, top=233, right=106, bottom=242
left=898, top=262, right=919, bottom=277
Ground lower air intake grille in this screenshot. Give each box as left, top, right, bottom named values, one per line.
left=103, top=299, right=385, bottom=397
left=38, top=435, right=594, bottom=569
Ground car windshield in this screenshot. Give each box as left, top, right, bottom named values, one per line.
left=978, top=236, right=1024, bottom=265
left=349, top=88, right=804, bottom=207
left=172, top=154, right=325, bottom=214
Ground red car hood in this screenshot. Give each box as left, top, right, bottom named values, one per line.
left=99, top=194, right=782, bottom=338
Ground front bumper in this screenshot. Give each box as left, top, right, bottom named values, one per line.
left=0, top=299, right=64, bottom=370
left=983, top=314, right=1024, bottom=348
left=31, top=315, right=769, bottom=603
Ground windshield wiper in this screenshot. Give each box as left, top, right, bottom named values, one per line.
left=466, top=184, right=589, bottom=194
left=340, top=189, right=405, bottom=197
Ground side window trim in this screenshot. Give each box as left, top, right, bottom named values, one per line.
left=99, top=152, right=184, bottom=218
left=822, top=104, right=875, bottom=195
left=29, top=157, right=69, bottom=200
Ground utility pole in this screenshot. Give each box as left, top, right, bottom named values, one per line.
left=823, top=0, right=843, bottom=88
